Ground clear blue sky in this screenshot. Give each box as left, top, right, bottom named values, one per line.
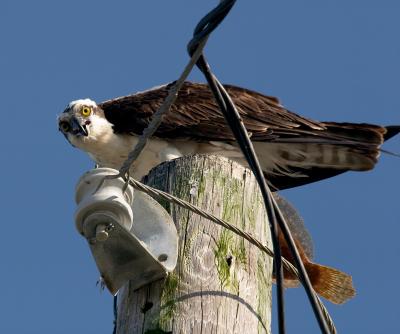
left=1, top=1, right=399, bottom=333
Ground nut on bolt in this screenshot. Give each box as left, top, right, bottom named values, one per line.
left=96, top=224, right=110, bottom=242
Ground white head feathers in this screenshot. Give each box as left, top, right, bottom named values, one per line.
left=68, top=98, right=97, bottom=109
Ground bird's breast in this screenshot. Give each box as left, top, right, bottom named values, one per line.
left=79, top=132, right=189, bottom=179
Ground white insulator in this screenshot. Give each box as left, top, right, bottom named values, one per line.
left=74, top=168, right=134, bottom=239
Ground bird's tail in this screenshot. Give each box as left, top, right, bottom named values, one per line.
left=304, top=261, right=356, bottom=305
left=255, top=123, right=400, bottom=190
left=383, top=125, right=400, bottom=141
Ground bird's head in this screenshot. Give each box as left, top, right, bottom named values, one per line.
left=58, top=98, right=110, bottom=147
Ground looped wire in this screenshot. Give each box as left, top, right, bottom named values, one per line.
left=186, top=2, right=331, bottom=333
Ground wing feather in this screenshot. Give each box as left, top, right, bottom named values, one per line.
left=99, top=81, right=325, bottom=140
left=98, top=81, right=399, bottom=190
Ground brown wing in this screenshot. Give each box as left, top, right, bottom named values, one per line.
left=99, top=81, right=399, bottom=190
left=99, top=81, right=326, bottom=141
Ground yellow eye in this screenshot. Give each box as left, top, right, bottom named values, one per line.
left=81, top=106, right=92, bottom=117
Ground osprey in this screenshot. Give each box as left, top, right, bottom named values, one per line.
left=58, top=81, right=399, bottom=190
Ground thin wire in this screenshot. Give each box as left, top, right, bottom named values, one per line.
left=96, top=1, right=234, bottom=194
left=115, top=0, right=235, bottom=179
left=93, top=38, right=208, bottom=194
left=127, top=176, right=337, bottom=334
left=117, top=38, right=207, bottom=177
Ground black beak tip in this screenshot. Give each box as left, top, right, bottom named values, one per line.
left=70, top=117, right=88, bottom=137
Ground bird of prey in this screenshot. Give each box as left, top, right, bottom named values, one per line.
left=58, top=81, right=399, bottom=190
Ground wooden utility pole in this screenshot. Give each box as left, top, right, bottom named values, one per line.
left=116, top=155, right=272, bottom=334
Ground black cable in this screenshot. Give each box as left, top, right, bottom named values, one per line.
left=188, top=1, right=289, bottom=333
left=113, top=295, right=118, bottom=334
left=197, top=57, right=330, bottom=334
left=195, top=53, right=287, bottom=334
left=187, top=1, right=331, bottom=333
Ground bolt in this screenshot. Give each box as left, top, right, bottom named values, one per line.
left=158, top=254, right=168, bottom=262
left=96, top=224, right=109, bottom=242
left=105, top=223, right=115, bottom=232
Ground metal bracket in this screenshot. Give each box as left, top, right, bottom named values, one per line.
left=74, top=168, right=178, bottom=295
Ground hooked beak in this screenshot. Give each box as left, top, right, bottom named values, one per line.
left=70, top=116, right=88, bottom=137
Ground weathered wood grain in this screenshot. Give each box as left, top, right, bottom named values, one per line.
left=116, top=155, right=272, bottom=334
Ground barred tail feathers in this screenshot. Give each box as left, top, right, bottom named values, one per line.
left=255, top=123, right=399, bottom=189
